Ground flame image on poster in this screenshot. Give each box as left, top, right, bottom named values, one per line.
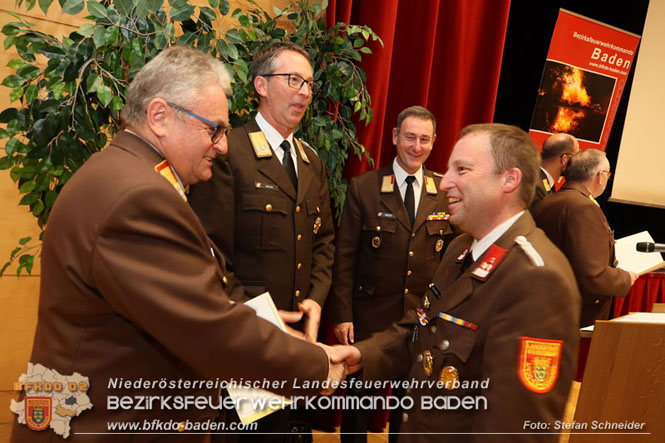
left=531, top=60, right=616, bottom=143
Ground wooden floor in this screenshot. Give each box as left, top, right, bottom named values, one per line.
left=312, top=382, right=581, bottom=443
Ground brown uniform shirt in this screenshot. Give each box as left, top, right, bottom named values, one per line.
left=11, top=131, right=328, bottom=442
left=189, top=119, right=334, bottom=311
left=356, top=212, right=580, bottom=442
left=329, top=165, right=454, bottom=340
left=535, top=182, right=632, bottom=327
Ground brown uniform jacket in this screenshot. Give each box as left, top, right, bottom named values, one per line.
left=189, top=118, right=334, bottom=311
left=329, top=165, right=454, bottom=340
left=535, top=182, right=632, bottom=327
left=356, top=212, right=580, bottom=442
left=11, top=131, right=328, bottom=443
left=529, top=168, right=553, bottom=214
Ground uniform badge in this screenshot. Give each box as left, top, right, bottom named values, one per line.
left=471, top=244, right=507, bottom=281
left=255, top=181, right=276, bottom=190
left=294, top=138, right=310, bottom=164
left=26, top=397, right=52, bottom=431
left=372, top=236, right=381, bottom=248
left=378, top=212, right=396, bottom=219
left=543, top=178, right=551, bottom=192
left=416, top=308, right=429, bottom=326
left=439, top=366, right=459, bottom=390
left=456, top=248, right=470, bottom=263
left=423, top=350, right=433, bottom=377
left=423, top=296, right=430, bottom=310
left=249, top=131, right=272, bottom=158
left=427, top=212, right=450, bottom=221
left=381, top=175, right=395, bottom=193
left=517, top=337, right=563, bottom=394
left=313, top=217, right=322, bottom=234
left=435, top=238, right=444, bottom=253
left=424, top=176, right=437, bottom=194
left=154, top=160, right=187, bottom=201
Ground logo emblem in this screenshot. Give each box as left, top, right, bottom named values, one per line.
left=26, top=397, right=52, bottom=431
left=517, top=337, right=563, bottom=393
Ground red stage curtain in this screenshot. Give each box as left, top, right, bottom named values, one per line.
left=313, top=0, right=511, bottom=432
left=327, top=0, right=511, bottom=176
left=614, top=273, right=665, bottom=317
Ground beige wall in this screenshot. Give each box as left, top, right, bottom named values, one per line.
left=0, top=0, right=290, bottom=439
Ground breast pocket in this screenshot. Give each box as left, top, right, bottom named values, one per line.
left=239, top=191, right=289, bottom=251
left=420, top=321, right=478, bottom=390
left=425, top=220, right=452, bottom=262
left=362, top=217, right=397, bottom=252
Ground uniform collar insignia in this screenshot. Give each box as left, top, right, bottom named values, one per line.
left=249, top=131, right=272, bottom=158
left=424, top=175, right=437, bottom=194
left=471, top=244, right=508, bottom=281
left=381, top=175, right=395, bottom=193
left=154, top=160, right=187, bottom=201
left=294, top=138, right=310, bottom=164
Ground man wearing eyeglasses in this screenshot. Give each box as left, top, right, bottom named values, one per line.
left=529, top=133, right=579, bottom=214
left=189, top=42, right=334, bottom=441
left=11, top=46, right=344, bottom=442
left=329, top=106, right=454, bottom=442
left=535, top=149, right=638, bottom=327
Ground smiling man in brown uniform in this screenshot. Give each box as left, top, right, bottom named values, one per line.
left=333, top=124, right=580, bottom=442
left=330, top=106, right=453, bottom=442
left=10, top=47, right=340, bottom=443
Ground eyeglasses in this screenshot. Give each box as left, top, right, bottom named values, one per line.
left=598, top=170, right=612, bottom=178
left=260, top=73, right=318, bottom=94
left=168, top=103, right=230, bottom=144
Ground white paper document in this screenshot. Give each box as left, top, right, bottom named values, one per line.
left=612, top=312, right=665, bottom=323
left=614, top=231, right=664, bottom=275
left=227, top=292, right=292, bottom=424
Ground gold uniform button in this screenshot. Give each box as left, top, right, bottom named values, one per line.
left=402, top=413, right=408, bottom=423
left=407, top=270, right=412, bottom=276
left=222, top=276, right=228, bottom=285
left=594, top=299, right=600, bottom=304
left=430, top=326, right=438, bottom=334
left=404, top=288, right=409, bottom=295
left=409, top=251, right=414, bottom=257
left=297, top=263, right=302, bottom=270
left=440, top=339, right=450, bottom=351
left=295, top=205, right=301, bottom=213
left=376, top=226, right=381, bottom=232
left=411, top=232, right=416, bottom=238
left=295, top=290, right=301, bottom=297
left=297, top=234, right=302, bottom=241
left=265, top=204, right=273, bottom=212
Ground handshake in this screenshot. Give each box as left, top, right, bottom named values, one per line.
left=317, top=343, right=363, bottom=395
left=278, top=303, right=362, bottom=395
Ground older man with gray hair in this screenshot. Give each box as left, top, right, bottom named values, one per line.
left=535, top=148, right=638, bottom=327
left=11, top=46, right=340, bottom=442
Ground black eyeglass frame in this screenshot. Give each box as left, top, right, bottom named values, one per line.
left=168, top=103, right=230, bottom=143
left=259, top=73, right=318, bottom=93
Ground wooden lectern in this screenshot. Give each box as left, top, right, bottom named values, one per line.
left=569, top=313, right=665, bottom=442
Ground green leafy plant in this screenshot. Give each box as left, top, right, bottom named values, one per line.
left=0, top=0, right=381, bottom=275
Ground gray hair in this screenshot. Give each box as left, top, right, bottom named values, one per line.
left=121, top=46, right=231, bottom=127
left=565, top=149, right=607, bottom=182
left=459, top=123, right=539, bottom=206
left=250, top=42, right=311, bottom=84
left=541, top=133, right=577, bottom=161
left=396, top=106, right=436, bottom=135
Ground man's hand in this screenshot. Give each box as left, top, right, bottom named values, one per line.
left=278, top=310, right=306, bottom=340
left=298, top=299, right=322, bottom=343
left=317, top=343, right=346, bottom=395
left=331, top=344, right=363, bottom=375
left=628, top=270, right=640, bottom=286
left=334, top=322, right=355, bottom=345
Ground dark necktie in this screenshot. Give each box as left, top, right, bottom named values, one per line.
left=457, top=251, right=474, bottom=278
left=280, top=140, right=297, bottom=189
left=404, top=175, right=416, bottom=226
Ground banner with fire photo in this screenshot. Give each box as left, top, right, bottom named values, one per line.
left=530, top=9, right=641, bottom=161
